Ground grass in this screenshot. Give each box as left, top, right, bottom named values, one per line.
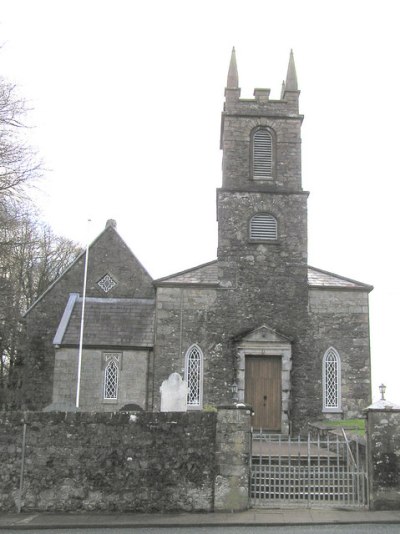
left=316, top=418, right=365, bottom=437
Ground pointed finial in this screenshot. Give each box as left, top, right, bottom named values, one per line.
left=280, top=80, right=286, bottom=99
left=227, top=47, right=239, bottom=89
left=285, top=49, right=298, bottom=91
left=106, top=219, right=117, bottom=229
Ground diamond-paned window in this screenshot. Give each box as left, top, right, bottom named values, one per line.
left=185, top=344, right=203, bottom=408
left=323, top=347, right=341, bottom=410
left=98, top=273, right=117, bottom=293
left=104, top=353, right=120, bottom=399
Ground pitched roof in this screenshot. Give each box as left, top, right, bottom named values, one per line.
left=54, top=295, right=154, bottom=348
left=308, top=266, right=373, bottom=291
left=155, top=260, right=219, bottom=286
left=156, top=260, right=372, bottom=292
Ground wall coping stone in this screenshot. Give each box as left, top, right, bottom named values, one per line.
left=364, top=400, right=400, bottom=411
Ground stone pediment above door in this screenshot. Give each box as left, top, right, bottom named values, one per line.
left=237, top=325, right=291, bottom=347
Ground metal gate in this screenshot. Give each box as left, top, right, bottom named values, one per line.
left=251, top=431, right=368, bottom=508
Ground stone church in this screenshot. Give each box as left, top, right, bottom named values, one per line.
left=21, top=50, right=373, bottom=433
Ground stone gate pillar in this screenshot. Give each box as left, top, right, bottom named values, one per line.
left=214, top=405, right=252, bottom=512
left=365, top=399, right=400, bottom=510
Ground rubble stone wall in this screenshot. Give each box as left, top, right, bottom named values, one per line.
left=0, top=407, right=251, bottom=513
left=307, top=288, right=372, bottom=421
left=366, top=408, right=400, bottom=510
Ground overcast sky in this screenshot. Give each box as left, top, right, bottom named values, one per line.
left=1, top=0, right=399, bottom=403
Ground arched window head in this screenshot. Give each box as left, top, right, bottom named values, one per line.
left=185, top=344, right=203, bottom=410
left=252, top=128, right=274, bottom=180
left=323, top=347, right=341, bottom=412
left=250, top=213, right=278, bottom=240
left=104, top=353, right=120, bottom=400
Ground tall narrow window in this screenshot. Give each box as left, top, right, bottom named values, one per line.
left=104, top=353, right=120, bottom=400
left=250, top=213, right=278, bottom=240
left=185, top=344, right=203, bottom=409
left=323, top=347, right=341, bottom=411
left=253, top=129, right=273, bottom=179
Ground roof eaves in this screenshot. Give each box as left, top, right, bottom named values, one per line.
left=57, top=343, right=154, bottom=350
left=156, top=282, right=219, bottom=288
left=75, top=297, right=155, bottom=305
left=308, top=265, right=374, bottom=292
left=154, top=259, right=218, bottom=285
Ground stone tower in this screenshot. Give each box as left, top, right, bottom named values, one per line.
left=215, top=49, right=310, bottom=432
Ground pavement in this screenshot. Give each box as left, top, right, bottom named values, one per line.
left=1, top=508, right=400, bottom=530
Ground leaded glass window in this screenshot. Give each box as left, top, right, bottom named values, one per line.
left=323, top=347, right=341, bottom=411
left=185, top=344, right=203, bottom=409
left=104, top=353, right=120, bottom=399
left=253, top=128, right=274, bottom=179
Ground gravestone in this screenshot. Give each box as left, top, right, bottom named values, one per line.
left=160, top=372, right=188, bottom=412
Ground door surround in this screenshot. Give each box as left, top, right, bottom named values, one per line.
left=236, top=325, right=292, bottom=434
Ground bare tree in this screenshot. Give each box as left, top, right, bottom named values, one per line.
left=0, top=202, right=81, bottom=406
left=0, top=77, right=41, bottom=198
left=0, top=63, right=77, bottom=406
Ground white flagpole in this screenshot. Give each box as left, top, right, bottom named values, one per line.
left=76, top=219, right=91, bottom=409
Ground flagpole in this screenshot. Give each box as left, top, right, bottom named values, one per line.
left=76, top=219, right=91, bottom=409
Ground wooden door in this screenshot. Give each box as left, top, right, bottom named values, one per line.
left=245, top=356, right=282, bottom=431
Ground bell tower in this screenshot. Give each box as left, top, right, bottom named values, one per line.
left=221, top=48, right=302, bottom=192
left=217, top=48, right=309, bottom=337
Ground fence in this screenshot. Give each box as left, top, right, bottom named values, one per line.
left=251, top=431, right=368, bottom=508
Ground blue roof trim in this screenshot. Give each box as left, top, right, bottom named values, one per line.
left=53, top=293, right=79, bottom=345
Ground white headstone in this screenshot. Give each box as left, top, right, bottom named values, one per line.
left=160, top=372, right=188, bottom=412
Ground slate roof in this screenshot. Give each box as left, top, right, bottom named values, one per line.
left=307, top=266, right=373, bottom=291
left=156, top=261, right=372, bottom=291
left=155, top=261, right=219, bottom=286
left=54, top=295, right=155, bottom=348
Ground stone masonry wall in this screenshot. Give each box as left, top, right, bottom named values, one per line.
left=0, top=411, right=217, bottom=513
left=153, top=286, right=218, bottom=410
left=221, top=116, right=302, bottom=191
left=366, top=408, right=400, bottom=510
left=0, top=407, right=251, bottom=513
left=214, top=406, right=252, bottom=511
left=308, top=289, right=371, bottom=421
left=52, top=349, right=149, bottom=411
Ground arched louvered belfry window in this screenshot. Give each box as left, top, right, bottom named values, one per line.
left=104, top=353, right=120, bottom=400
left=323, top=347, right=342, bottom=412
left=250, top=213, right=278, bottom=240
left=252, top=128, right=274, bottom=180
left=185, top=344, right=203, bottom=410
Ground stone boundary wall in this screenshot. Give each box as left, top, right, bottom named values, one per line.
left=366, top=408, right=400, bottom=510
left=215, top=406, right=252, bottom=511
left=0, top=407, right=251, bottom=513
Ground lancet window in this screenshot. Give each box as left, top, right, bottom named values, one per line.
left=185, top=344, right=203, bottom=409
left=323, top=347, right=341, bottom=411
left=104, top=353, right=120, bottom=400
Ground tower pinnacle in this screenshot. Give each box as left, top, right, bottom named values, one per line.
left=285, top=49, right=298, bottom=91
left=227, top=47, right=239, bottom=89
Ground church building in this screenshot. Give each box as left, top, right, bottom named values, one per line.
left=21, top=50, right=373, bottom=433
